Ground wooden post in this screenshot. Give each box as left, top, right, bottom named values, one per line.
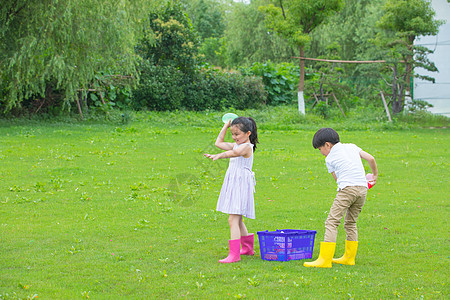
left=293, top=57, right=405, bottom=64
left=98, top=90, right=110, bottom=118
left=380, top=91, right=392, bottom=122
left=312, top=93, right=320, bottom=108
left=35, top=99, right=46, bottom=114
left=331, top=93, right=346, bottom=117
left=98, top=91, right=106, bottom=105
left=76, top=93, right=84, bottom=120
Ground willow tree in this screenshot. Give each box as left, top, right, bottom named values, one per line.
left=0, top=0, right=155, bottom=112
left=223, top=0, right=296, bottom=67
left=258, top=0, right=343, bottom=114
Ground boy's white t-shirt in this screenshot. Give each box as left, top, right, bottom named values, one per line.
left=325, top=142, right=367, bottom=190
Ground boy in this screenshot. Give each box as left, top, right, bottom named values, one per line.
left=304, top=128, right=378, bottom=268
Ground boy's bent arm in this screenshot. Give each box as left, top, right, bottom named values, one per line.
left=331, top=172, right=337, bottom=182
left=360, top=151, right=378, bottom=184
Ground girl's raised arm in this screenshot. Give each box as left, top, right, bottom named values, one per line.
left=215, top=120, right=234, bottom=151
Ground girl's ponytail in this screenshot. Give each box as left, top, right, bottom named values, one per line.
left=248, top=117, right=259, bottom=152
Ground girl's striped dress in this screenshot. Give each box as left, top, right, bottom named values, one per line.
left=216, top=143, right=256, bottom=219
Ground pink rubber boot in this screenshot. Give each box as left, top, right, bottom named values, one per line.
left=240, top=234, right=254, bottom=256
left=219, top=239, right=241, bottom=263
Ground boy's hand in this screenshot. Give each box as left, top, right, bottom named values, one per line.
left=366, top=173, right=377, bottom=188
left=370, top=174, right=377, bottom=186
left=360, top=151, right=378, bottom=187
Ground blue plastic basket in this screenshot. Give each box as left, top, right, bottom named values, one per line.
left=257, top=229, right=317, bottom=261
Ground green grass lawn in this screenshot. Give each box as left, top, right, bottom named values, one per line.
left=0, top=112, right=449, bottom=299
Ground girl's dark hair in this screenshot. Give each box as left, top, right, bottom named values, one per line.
left=312, top=128, right=340, bottom=149
left=231, top=116, right=259, bottom=152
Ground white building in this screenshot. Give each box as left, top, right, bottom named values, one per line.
left=413, top=0, right=450, bottom=117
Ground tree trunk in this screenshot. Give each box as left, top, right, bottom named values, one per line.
left=403, top=35, right=415, bottom=112
left=298, top=46, right=305, bottom=115
left=392, top=97, right=403, bottom=114
left=397, top=81, right=405, bottom=114
left=391, top=64, right=402, bottom=115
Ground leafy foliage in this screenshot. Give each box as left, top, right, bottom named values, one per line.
left=133, top=1, right=267, bottom=111
left=183, top=65, right=267, bottom=110
left=376, top=0, right=445, bottom=114
left=187, top=0, right=225, bottom=40
left=223, top=0, right=296, bottom=67
left=258, top=0, right=344, bottom=114
left=132, top=62, right=185, bottom=111
left=305, top=0, right=445, bottom=116
left=405, top=99, right=433, bottom=113
left=133, top=63, right=267, bottom=111
left=377, top=0, right=444, bottom=37
left=0, top=0, right=151, bottom=112
left=136, top=0, right=200, bottom=74
left=307, top=0, right=387, bottom=109
left=303, top=43, right=354, bottom=117
left=241, top=62, right=298, bottom=106
left=258, top=0, right=344, bottom=48
left=181, top=0, right=229, bottom=67
left=0, top=0, right=447, bottom=119
left=198, top=37, right=228, bottom=67
left=306, top=44, right=344, bottom=96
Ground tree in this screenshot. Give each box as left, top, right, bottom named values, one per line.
left=188, top=0, right=225, bottom=40
left=307, top=0, right=388, bottom=103
left=133, top=0, right=198, bottom=110
left=224, top=0, right=296, bottom=68
left=0, top=0, right=155, bottom=113
left=181, top=0, right=227, bottom=66
left=309, top=0, right=384, bottom=61
left=377, top=0, right=445, bottom=114
left=136, top=0, right=199, bottom=75
left=258, top=0, right=343, bottom=114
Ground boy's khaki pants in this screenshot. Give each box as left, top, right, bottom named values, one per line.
left=324, top=186, right=367, bottom=243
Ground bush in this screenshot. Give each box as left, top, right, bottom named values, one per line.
left=241, top=61, right=299, bottom=106
left=405, top=99, right=433, bottom=113
left=132, top=62, right=185, bottom=111
left=132, top=64, right=267, bottom=111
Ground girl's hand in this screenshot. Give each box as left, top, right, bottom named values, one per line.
left=215, top=120, right=234, bottom=151
left=224, top=119, right=232, bottom=129
left=204, top=153, right=218, bottom=161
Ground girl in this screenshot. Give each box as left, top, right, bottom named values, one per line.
left=204, top=117, right=259, bottom=263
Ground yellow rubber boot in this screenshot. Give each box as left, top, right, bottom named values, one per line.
left=303, top=242, right=336, bottom=268
left=332, top=240, right=358, bottom=265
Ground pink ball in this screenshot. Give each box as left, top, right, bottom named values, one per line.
left=366, top=173, right=374, bottom=189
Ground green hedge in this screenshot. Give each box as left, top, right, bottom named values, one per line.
left=132, top=62, right=185, bottom=111
left=132, top=63, right=267, bottom=111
